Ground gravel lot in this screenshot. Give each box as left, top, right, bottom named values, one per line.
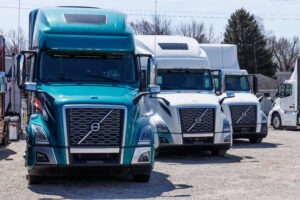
left=0, top=129, right=299, bottom=200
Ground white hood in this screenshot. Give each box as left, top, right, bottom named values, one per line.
left=222, top=92, right=259, bottom=105
left=158, top=92, right=219, bottom=107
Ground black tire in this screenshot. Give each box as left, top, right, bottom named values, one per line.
left=27, top=175, right=42, bottom=184
left=272, top=113, right=282, bottom=130
left=133, top=174, right=151, bottom=183
left=211, top=150, right=227, bottom=156
left=249, top=138, right=263, bottom=143
left=155, top=149, right=160, bottom=158
left=1, top=133, right=9, bottom=145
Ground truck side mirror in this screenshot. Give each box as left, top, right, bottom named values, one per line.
left=0, top=72, right=7, bottom=93
left=219, top=91, right=235, bottom=105
left=278, top=84, right=284, bottom=98
left=16, top=54, right=26, bottom=89
left=25, top=82, right=37, bottom=91
left=149, top=85, right=160, bottom=94
left=252, top=75, right=258, bottom=94
left=211, top=70, right=222, bottom=95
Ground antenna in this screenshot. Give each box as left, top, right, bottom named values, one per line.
left=154, top=0, right=157, bottom=54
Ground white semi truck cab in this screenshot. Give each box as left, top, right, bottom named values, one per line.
left=269, top=58, right=300, bottom=129
left=135, top=35, right=232, bottom=156
left=200, top=44, right=268, bottom=143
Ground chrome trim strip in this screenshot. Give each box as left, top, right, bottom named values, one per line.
left=70, top=147, right=120, bottom=154
left=183, top=133, right=214, bottom=137
left=62, top=104, right=128, bottom=165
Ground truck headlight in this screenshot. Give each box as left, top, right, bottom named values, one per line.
left=222, top=119, right=231, bottom=133
left=32, top=124, right=49, bottom=145
left=138, top=125, right=152, bottom=146
left=156, top=121, right=170, bottom=133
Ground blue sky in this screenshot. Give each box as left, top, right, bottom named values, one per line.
left=0, top=0, right=299, bottom=40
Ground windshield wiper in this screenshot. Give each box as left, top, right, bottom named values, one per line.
left=86, top=74, right=121, bottom=82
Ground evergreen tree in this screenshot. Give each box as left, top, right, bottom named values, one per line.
left=224, top=8, right=276, bottom=77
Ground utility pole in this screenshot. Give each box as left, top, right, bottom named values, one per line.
left=253, top=42, right=257, bottom=74
left=18, top=0, right=21, bottom=52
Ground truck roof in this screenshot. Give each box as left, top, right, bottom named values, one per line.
left=199, top=44, right=240, bottom=71
left=135, top=35, right=210, bottom=69
left=30, top=7, right=134, bottom=51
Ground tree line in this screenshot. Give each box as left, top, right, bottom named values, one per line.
left=1, top=8, right=299, bottom=77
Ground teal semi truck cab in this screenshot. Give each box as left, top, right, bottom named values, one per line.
left=16, top=7, right=158, bottom=183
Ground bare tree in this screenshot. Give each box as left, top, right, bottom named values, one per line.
left=130, top=15, right=173, bottom=35
left=5, top=28, right=27, bottom=55
left=177, top=21, right=217, bottom=43
left=270, top=36, right=299, bottom=72
left=152, top=15, right=172, bottom=35
left=178, top=20, right=206, bottom=43
left=129, top=20, right=153, bottom=35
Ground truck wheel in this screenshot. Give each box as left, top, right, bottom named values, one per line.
left=133, top=174, right=151, bottom=182
left=1, top=133, right=9, bottom=145
left=249, top=138, right=263, bottom=143
left=211, top=150, right=227, bottom=156
left=27, top=175, right=42, bottom=184
left=155, top=150, right=160, bottom=158
left=272, top=113, right=282, bottom=129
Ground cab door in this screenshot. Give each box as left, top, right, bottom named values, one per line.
left=280, top=82, right=297, bottom=126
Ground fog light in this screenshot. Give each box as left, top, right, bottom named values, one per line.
left=224, top=135, right=231, bottom=143
left=36, top=151, right=49, bottom=162
left=159, top=137, right=169, bottom=144
left=138, top=151, right=150, bottom=162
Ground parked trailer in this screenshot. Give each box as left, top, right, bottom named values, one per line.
left=199, top=44, right=268, bottom=143
left=11, top=7, right=161, bottom=184
left=0, top=36, right=22, bottom=145
left=135, top=35, right=232, bottom=156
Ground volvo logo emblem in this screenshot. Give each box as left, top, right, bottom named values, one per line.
left=195, top=117, right=202, bottom=123
left=90, top=122, right=101, bottom=132
left=77, top=110, right=113, bottom=144
left=236, top=106, right=252, bottom=124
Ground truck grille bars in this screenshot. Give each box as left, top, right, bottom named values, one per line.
left=180, top=108, right=215, bottom=134
left=230, top=105, right=257, bottom=127
left=66, top=107, right=124, bottom=146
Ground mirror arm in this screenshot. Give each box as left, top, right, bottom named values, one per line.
left=150, top=96, right=170, bottom=106
left=133, top=92, right=150, bottom=105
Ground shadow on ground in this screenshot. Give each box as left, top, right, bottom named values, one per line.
left=28, top=171, right=187, bottom=199
left=157, top=149, right=243, bottom=165
left=0, top=144, right=17, bottom=161
left=232, top=139, right=280, bottom=149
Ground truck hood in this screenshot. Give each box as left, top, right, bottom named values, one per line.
left=158, top=92, right=219, bottom=107
left=39, top=84, right=138, bottom=106
left=222, top=92, right=259, bottom=105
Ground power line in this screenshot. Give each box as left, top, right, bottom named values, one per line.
left=1, top=5, right=300, bottom=21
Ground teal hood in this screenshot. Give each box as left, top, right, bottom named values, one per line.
left=38, top=84, right=139, bottom=106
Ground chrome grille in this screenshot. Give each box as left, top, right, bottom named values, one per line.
left=66, top=107, right=124, bottom=146
left=180, top=108, right=215, bottom=133
left=230, top=105, right=257, bottom=127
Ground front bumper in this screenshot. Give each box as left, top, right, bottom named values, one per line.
left=28, top=164, right=152, bottom=177
left=233, top=132, right=268, bottom=139
left=159, top=143, right=231, bottom=152
left=232, top=123, right=268, bottom=139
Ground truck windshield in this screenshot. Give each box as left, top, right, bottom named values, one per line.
left=225, top=75, right=250, bottom=91
left=39, top=51, right=137, bottom=84
left=157, top=69, right=213, bottom=90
